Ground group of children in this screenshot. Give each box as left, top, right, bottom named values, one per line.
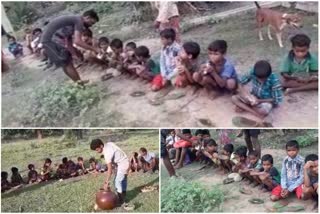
left=129, top=147, right=159, bottom=173
left=8, top=18, right=318, bottom=120
left=1, top=156, right=106, bottom=193
left=164, top=129, right=318, bottom=204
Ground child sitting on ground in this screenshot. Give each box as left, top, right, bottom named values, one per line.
left=123, top=42, right=138, bottom=75
left=11, top=167, right=24, bottom=187
left=66, top=159, right=78, bottom=177
left=76, top=157, right=88, bottom=175
left=25, top=28, right=33, bottom=54
left=219, top=144, right=234, bottom=173
left=202, top=139, right=219, bottom=166
left=41, top=158, right=53, bottom=181
left=152, top=28, right=181, bottom=91
left=281, top=34, right=318, bottom=95
left=109, top=38, right=124, bottom=72
left=96, top=36, right=110, bottom=63
left=56, top=157, right=69, bottom=179
left=239, top=151, right=262, bottom=186
left=27, top=164, right=39, bottom=184
left=139, top=147, right=159, bottom=172
left=1, top=171, right=11, bottom=192
left=193, top=40, right=237, bottom=99
left=250, top=154, right=280, bottom=192
left=132, top=45, right=160, bottom=82
left=232, top=60, right=283, bottom=120
left=88, top=157, right=106, bottom=173
left=301, top=154, right=318, bottom=200
left=73, top=28, right=94, bottom=62
left=271, top=140, right=304, bottom=201
left=232, top=146, right=248, bottom=173
left=173, top=41, right=201, bottom=87
left=8, top=36, right=24, bottom=58
left=129, top=152, right=141, bottom=173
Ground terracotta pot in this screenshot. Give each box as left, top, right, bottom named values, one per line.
left=96, top=189, right=118, bottom=210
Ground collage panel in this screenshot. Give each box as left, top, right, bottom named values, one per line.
left=160, top=129, right=318, bottom=213
left=1, top=129, right=159, bottom=212
left=0, top=1, right=318, bottom=128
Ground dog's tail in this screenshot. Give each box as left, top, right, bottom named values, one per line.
left=254, top=1, right=261, bottom=9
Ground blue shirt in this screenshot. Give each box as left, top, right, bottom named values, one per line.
left=160, top=41, right=181, bottom=80
left=8, top=42, right=23, bottom=54
left=206, top=58, right=237, bottom=79
left=239, top=69, right=283, bottom=105
left=281, top=155, right=304, bottom=192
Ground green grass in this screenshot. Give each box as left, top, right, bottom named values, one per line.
left=1, top=130, right=159, bottom=212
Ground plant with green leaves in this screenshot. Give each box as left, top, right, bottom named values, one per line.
left=26, top=83, right=100, bottom=127
left=161, top=178, right=224, bottom=212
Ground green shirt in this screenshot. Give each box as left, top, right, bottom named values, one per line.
left=147, top=59, right=160, bottom=75
left=280, top=51, right=318, bottom=76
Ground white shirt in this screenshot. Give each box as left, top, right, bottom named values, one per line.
left=103, top=142, right=129, bottom=174
left=141, top=152, right=156, bottom=164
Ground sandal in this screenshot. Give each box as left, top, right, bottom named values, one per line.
left=223, top=178, right=234, bottom=184
left=130, top=91, right=146, bottom=97
left=248, top=198, right=264, bottom=204
left=101, top=73, right=113, bottom=81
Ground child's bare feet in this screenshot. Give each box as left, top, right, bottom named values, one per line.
left=235, top=106, right=245, bottom=113
left=250, top=181, right=259, bottom=188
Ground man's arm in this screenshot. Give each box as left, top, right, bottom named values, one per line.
left=104, top=162, right=113, bottom=189
left=303, top=161, right=312, bottom=188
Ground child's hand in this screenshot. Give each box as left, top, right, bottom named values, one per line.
left=281, top=189, right=289, bottom=198
left=162, top=78, right=168, bottom=86
left=296, top=77, right=309, bottom=83
left=177, top=65, right=186, bottom=74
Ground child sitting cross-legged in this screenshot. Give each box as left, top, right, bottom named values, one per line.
left=152, top=28, right=181, bottom=91
left=1, top=171, right=11, bottom=193
left=8, top=36, right=24, bottom=59
left=239, top=151, right=262, bottom=186
left=232, top=60, right=283, bottom=120
left=219, top=144, right=234, bottom=173
left=11, top=167, right=24, bottom=187
left=281, top=34, right=318, bottom=95
left=271, top=140, right=304, bottom=201
left=27, top=164, right=40, bottom=184
left=109, top=38, right=124, bottom=72
left=139, top=147, right=159, bottom=173
left=129, top=152, right=141, bottom=173
left=301, top=154, right=318, bottom=201
left=76, top=157, right=88, bottom=175
left=250, top=154, right=280, bottom=192
left=201, top=139, right=219, bottom=167
left=40, top=158, right=53, bottom=181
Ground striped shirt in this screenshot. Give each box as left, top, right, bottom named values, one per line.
left=281, top=155, right=304, bottom=192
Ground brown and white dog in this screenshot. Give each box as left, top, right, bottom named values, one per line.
left=255, top=2, right=303, bottom=47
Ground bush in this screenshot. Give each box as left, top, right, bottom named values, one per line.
left=26, top=83, right=100, bottom=126
left=296, top=135, right=315, bottom=148
left=161, top=178, right=224, bottom=212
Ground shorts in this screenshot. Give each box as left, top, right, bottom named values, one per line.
left=271, top=185, right=303, bottom=199
left=42, top=41, right=72, bottom=67
left=152, top=74, right=165, bottom=89
left=173, top=139, right=192, bottom=148
left=244, top=129, right=261, bottom=138
left=114, top=172, right=127, bottom=193
left=160, top=141, right=168, bottom=158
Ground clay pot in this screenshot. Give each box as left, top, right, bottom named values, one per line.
left=96, top=189, right=118, bottom=210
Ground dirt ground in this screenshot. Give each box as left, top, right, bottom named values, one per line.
left=1, top=7, right=318, bottom=127
left=161, top=136, right=318, bottom=213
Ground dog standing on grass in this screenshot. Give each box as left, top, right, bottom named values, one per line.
left=255, top=1, right=303, bottom=47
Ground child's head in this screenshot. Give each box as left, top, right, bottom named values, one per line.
left=132, top=152, right=138, bottom=158
left=44, top=158, right=52, bottom=167
left=81, top=28, right=93, bottom=43
left=110, top=39, right=123, bottom=54
left=89, top=157, right=96, bottom=165
left=77, top=157, right=84, bottom=163
left=205, top=139, right=217, bottom=153
left=11, top=167, right=19, bottom=174
left=160, top=28, right=176, bottom=47
left=223, top=144, right=234, bottom=156
left=235, top=146, right=247, bottom=162
left=182, top=129, right=192, bottom=138
left=98, top=37, right=109, bottom=50
left=202, top=129, right=211, bottom=139
left=290, top=34, right=311, bottom=60
left=169, top=129, right=175, bottom=136
left=253, top=60, right=272, bottom=82
left=125, top=42, right=137, bottom=56
left=248, top=151, right=259, bottom=166
left=305, top=154, right=318, bottom=175
left=32, top=28, right=42, bottom=37
left=90, top=138, right=104, bottom=153
left=261, top=154, right=273, bottom=171
left=135, top=46, right=151, bottom=62
left=139, top=147, right=148, bottom=156
left=180, top=42, right=200, bottom=60
left=1, top=171, right=8, bottom=180
left=62, top=157, right=68, bottom=164
left=285, top=140, right=299, bottom=159
left=195, top=129, right=203, bottom=139
left=8, top=36, right=16, bottom=44
left=208, top=40, right=227, bottom=64
left=28, top=164, right=35, bottom=171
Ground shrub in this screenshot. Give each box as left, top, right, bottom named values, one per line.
left=161, top=178, right=224, bottom=212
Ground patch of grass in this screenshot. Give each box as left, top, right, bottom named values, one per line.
left=161, top=178, right=224, bottom=212
left=1, top=131, right=159, bottom=212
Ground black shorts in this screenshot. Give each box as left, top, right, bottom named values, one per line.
left=42, top=41, right=72, bottom=67
left=244, top=129, right=260, bottom=138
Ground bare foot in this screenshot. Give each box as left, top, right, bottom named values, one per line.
left=175, top=164, right=183, bottom=169
left=235, top=106, right=245, bottom=113
left=284, top=88, right=294, bottom=96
